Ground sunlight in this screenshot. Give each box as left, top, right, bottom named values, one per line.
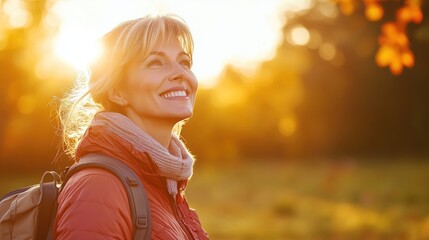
left=53, top=28, right=101, bottom=71
left=51, top=0, right=313, bottom=86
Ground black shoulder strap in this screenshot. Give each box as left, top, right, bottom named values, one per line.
left=37, top=171, right=61, bottom=240
left=62, top=153, right=152, bottom=240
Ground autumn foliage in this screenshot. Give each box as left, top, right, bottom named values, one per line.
left=334, top=0, right=423, bottom=75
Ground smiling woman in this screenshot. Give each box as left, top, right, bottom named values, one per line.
left=55, top=15, right=209, bottom=240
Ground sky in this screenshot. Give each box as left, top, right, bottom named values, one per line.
left=52, top=0, right=313, bottom=86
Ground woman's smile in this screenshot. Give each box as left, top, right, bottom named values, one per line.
left=159, top=87, right=190, bottom=99
left=115, top=38, right=198, bottom=131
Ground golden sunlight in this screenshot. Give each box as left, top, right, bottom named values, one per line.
left=53, top=31, right=102, bottom=70
left=51, top=0, right=313, bottom=86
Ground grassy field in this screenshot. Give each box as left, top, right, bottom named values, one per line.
left=186, top=160, right=429, bottom=240
left=2, top=159, right=429, bottom=239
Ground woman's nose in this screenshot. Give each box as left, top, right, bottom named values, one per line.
left=169, top=64, right=187, bottom=81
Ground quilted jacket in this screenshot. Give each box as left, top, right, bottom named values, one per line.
left=55, top=123, right=209, bottom=240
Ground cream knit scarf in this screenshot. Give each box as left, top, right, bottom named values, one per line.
left=93, top=112, right=194, bottom=196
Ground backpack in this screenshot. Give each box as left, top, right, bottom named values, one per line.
left=0, top=154, right=152, bottom=240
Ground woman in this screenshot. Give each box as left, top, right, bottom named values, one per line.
left=55, top=15, right=209, bottom=239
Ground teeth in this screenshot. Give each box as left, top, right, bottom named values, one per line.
left=161, top=90, right=187, bottom=98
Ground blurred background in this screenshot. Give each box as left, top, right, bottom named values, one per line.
left=1, top=0, right=429, bottom=239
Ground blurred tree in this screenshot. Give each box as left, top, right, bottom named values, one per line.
left=289, top=0, right=429, bottom=158
left=185, top=0, right=429, bottom=162
left=184, top=54, right=305, bottom=161
left=0, top=0, right=73, bottom=171
left=334, top=0, right=424, bottom=75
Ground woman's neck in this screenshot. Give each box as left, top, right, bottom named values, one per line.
left=141, top=123, right=172, bottom=148
left=125, top=114, right=174, bottom=148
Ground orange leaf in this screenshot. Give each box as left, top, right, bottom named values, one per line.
left=397, top=6, right=423, bottom=24
left=410, top=7, right=423, bottom=23
left=376, top=46, right=395, bottom=67
left=397, top=7, right=412, bottom=23
left=381, top=23, right=408, bottom=47
left=381, top=22, right=397, bottom=36
left=390, top=59, right=403, bottom=75
left=378, top=35, right=390, bottom=45
left=401, top=50, right=414, bottom=67
left=396, top=32, right=409, bottom=47
left=340, top=0, right=355, bottom=15
left=365, top=3, right=384, bottom=21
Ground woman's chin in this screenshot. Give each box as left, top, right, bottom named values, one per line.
left=165, top=112, right=193, bottom=123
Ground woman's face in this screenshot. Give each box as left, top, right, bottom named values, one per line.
left=119, top=38, right=198, bottom=128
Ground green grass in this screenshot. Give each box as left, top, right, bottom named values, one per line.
left=2, top=159, right=429, bottom=239
left=186, top=160, right=429, bottom=240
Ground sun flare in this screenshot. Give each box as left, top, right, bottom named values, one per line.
left=53, top=31, right=101, bottom=71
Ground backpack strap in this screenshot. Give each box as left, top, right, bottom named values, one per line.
left=36, top=171, right=61, bottom=240
left=61, top=153, right=152, bottom=240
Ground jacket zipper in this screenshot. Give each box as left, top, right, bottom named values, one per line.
left=170, top=191, right=195, bottom=239
left=143, top=152, right=196, bottom=239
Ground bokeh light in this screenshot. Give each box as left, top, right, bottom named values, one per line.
left=2, top=0, right=31, bottom=28
left=289, top=25, right=311, bottom=46
left=319, top=42, right=337, bottom=61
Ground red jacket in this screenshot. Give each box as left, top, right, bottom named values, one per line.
left=55, top=124, right=209, bottom=240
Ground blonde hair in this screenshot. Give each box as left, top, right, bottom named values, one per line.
left=59, top=15, right=194, bottom=158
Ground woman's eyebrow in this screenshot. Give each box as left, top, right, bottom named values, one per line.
left=178, top=51, right=190, bottom=58
left=148, top=51, right=165, bottom=57
left=148, top=51, right=190, bottom=58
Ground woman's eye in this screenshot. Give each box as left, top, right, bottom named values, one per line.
left=147, top=60, right=163, bottom=67
left=180, top=59, right=192, bottom=68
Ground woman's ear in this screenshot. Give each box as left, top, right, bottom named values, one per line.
left=108, top=88, right=128, bottom=106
